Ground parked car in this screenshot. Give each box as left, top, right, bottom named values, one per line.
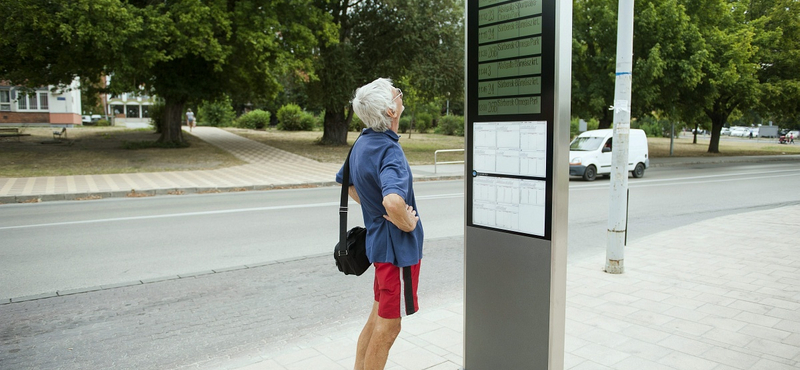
left=569, top=129, right=650, bottom=181
left=720, top=127, right=731, bottom=135
left=81, top=115, right=91, bottom=124
left=730, top=127, right=749, bottom=137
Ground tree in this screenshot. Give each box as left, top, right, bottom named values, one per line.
left=309, top=0, right=465, bottom=145
left=751, top=0, right=800, bottom=129
left=0, top=0, right=334, bottom=144
left=572, top=0, right=704, bottom=129
left=681, top=0, right=763, bottom=153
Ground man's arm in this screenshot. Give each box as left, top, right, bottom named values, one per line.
left=348, top=185, right=361, bottom=204
left=382, top=193, right=418, bottom=232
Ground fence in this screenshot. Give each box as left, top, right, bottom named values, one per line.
left=434, top=149, right=465, bottom=174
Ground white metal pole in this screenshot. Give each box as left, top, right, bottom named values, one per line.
left=606, top=0, right=634, bottom=274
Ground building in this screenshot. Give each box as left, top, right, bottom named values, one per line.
left=104, top=74, right=155, bottom=128
left=0, top=78, right=82, bottom=126
left=106, top=92, right=154, bottom=128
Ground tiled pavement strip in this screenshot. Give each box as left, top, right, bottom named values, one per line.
left=234, top=205, right=800, bottom=370
left=0, top=127, right=345, bottom=202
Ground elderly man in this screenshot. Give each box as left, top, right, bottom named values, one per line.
left=336, top=78, right=424, bottom=370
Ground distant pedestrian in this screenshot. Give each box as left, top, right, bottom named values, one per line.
left=790, top=133, right=795, bottom=144
left=186, top=109, right=195, bottom=132
left=749, top=130, right=753, bottom=139
left=336, top=78, right=423, bottom=370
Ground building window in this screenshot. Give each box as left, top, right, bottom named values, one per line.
left=39, top=93, right=48, bottom=109
left=18, top=94, right=27, bottom=109
left=0, top=90, right=10, bottom=111
left=28, top=94, right=37, bottom=110
left=142, top=105, right=150, bottom=118
left=112, top=105, right=125, bottom=116
left=126, top=105, right=140, bottom=118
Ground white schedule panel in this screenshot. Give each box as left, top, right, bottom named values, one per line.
left=473, top=121, right=547, bottom=177
left=473, top=177, right=546, bottom=236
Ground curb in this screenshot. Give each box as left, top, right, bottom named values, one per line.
left=0, top=176, right=465, bottom=205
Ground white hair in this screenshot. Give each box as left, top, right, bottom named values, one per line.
left=351, top=78, right=395, bottom=132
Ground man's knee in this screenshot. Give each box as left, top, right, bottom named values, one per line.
left=375, top=317, right=402, bottom=340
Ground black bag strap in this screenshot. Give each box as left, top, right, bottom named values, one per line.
left=338, top=133, right=362, bottom=255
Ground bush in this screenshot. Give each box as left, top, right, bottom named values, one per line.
left=301, top=113, right=318, bottom=131
left=570, top=117, right=600, bottom=138
left=276, top=104, right=312, bottom=131
left=399, top=117, right=411, bottom=133
left=149, top=101, right=166, bottom=133
left=414, top=112, right=433, bottom=133
left=435, top=115, right=465, bottom=136
left=235, top=110, right=271, bottom=129
left=198, top=95, right=236, bottom=127
left=349, top=114, right=366, bottom=131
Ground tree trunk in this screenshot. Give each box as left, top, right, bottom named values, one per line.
left=158, top=98, right=186, bottom=144
left=693, top=122, right=699, bottom=144
left=320, top=108, right=348, bottom=145
left=707, top=116, right=725, bottom=153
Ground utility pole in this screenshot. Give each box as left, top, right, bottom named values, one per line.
left=606, top=0, right=634, bottom=274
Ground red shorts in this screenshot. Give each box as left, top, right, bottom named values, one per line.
left=373, top=262, right=420, bottom=319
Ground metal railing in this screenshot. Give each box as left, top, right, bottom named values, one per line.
left=434, top=149, right=465, bottom=173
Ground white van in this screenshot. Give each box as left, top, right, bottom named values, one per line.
left=569, top=129, right=650, bottom=181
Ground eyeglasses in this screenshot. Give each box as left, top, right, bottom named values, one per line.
left=391, top=88, right=403, bottom=102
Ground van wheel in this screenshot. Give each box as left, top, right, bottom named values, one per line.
left=632, top=163, right=645, bottom=178
left=582, top=165, right=597, bottom=181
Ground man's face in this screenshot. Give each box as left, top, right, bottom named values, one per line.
left=389, top=87, right=404, bottom=132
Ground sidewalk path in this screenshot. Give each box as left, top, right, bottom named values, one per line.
left=0, top=127, right=463, bottom=203
left=234, top=205, right=800, bottom=370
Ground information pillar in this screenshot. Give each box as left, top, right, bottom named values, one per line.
left=464, top=0, right=571, bottom=369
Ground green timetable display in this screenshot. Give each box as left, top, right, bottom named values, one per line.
left=476, top=0, right=544, bottom=116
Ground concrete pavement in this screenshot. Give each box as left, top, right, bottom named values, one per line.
left=2, top=127, right=799, bottom=370
left=233, top=204, right=800, bottom=370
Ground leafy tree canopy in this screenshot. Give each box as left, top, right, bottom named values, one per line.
left=309, top=0, right=465, bottom=145
left=0, top=0, right=335, bottom=143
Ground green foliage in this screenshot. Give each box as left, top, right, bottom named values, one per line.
left=277, top=104, right=313, bottom=131
left=309, top=0, right=464, bottom=145
left=414, top=113, right=433, bottom=133
left=198, top=96, right=236, bottom=127
left=632, top=116, right=670, bottom=137
left=235, top=110, right=271, bottom=130
left=435, top=115, right=465, bottom=136
left=149, top=101, right=166, bottom=133
left=570, top=118, right=599, bottom=138
left=399, top=117, right=412, bottom=134
left=95, top=119, right=110, bottom=127
left=349, top=114, right=366, bottom=132
left=0, top=0, right=335, bottom=143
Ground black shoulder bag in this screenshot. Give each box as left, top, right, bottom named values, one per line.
left=334, top=142, right=371, bottom=276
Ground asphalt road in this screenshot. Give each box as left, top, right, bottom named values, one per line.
left=1, top=159, right=799, bottom=370
left=1, top=160, right=799, bottom=300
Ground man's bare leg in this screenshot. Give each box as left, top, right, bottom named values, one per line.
left=363, top=315, right=401, bottom=369
left=354, top=301, right=380, bottom=370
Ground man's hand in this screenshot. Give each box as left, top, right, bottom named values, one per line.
left=382, top=193, right=418, bottom=232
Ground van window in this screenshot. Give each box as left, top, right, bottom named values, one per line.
left=570, top=136, right=605, bottom=151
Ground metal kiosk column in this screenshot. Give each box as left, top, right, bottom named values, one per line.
left=464, top=0, right=571, bottom=369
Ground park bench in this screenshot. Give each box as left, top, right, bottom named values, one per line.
left=0, top=127, right=31, bottom=141
left=53, top=127, right=67, bottom=140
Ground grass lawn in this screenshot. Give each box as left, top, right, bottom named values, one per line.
left=648, top=135, right=800, bottom=157
left=2, top=125, right=798, bottom=179
left=0, top=126, right=244, bottom=178
left=225, top=128, right=467, bottom=165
